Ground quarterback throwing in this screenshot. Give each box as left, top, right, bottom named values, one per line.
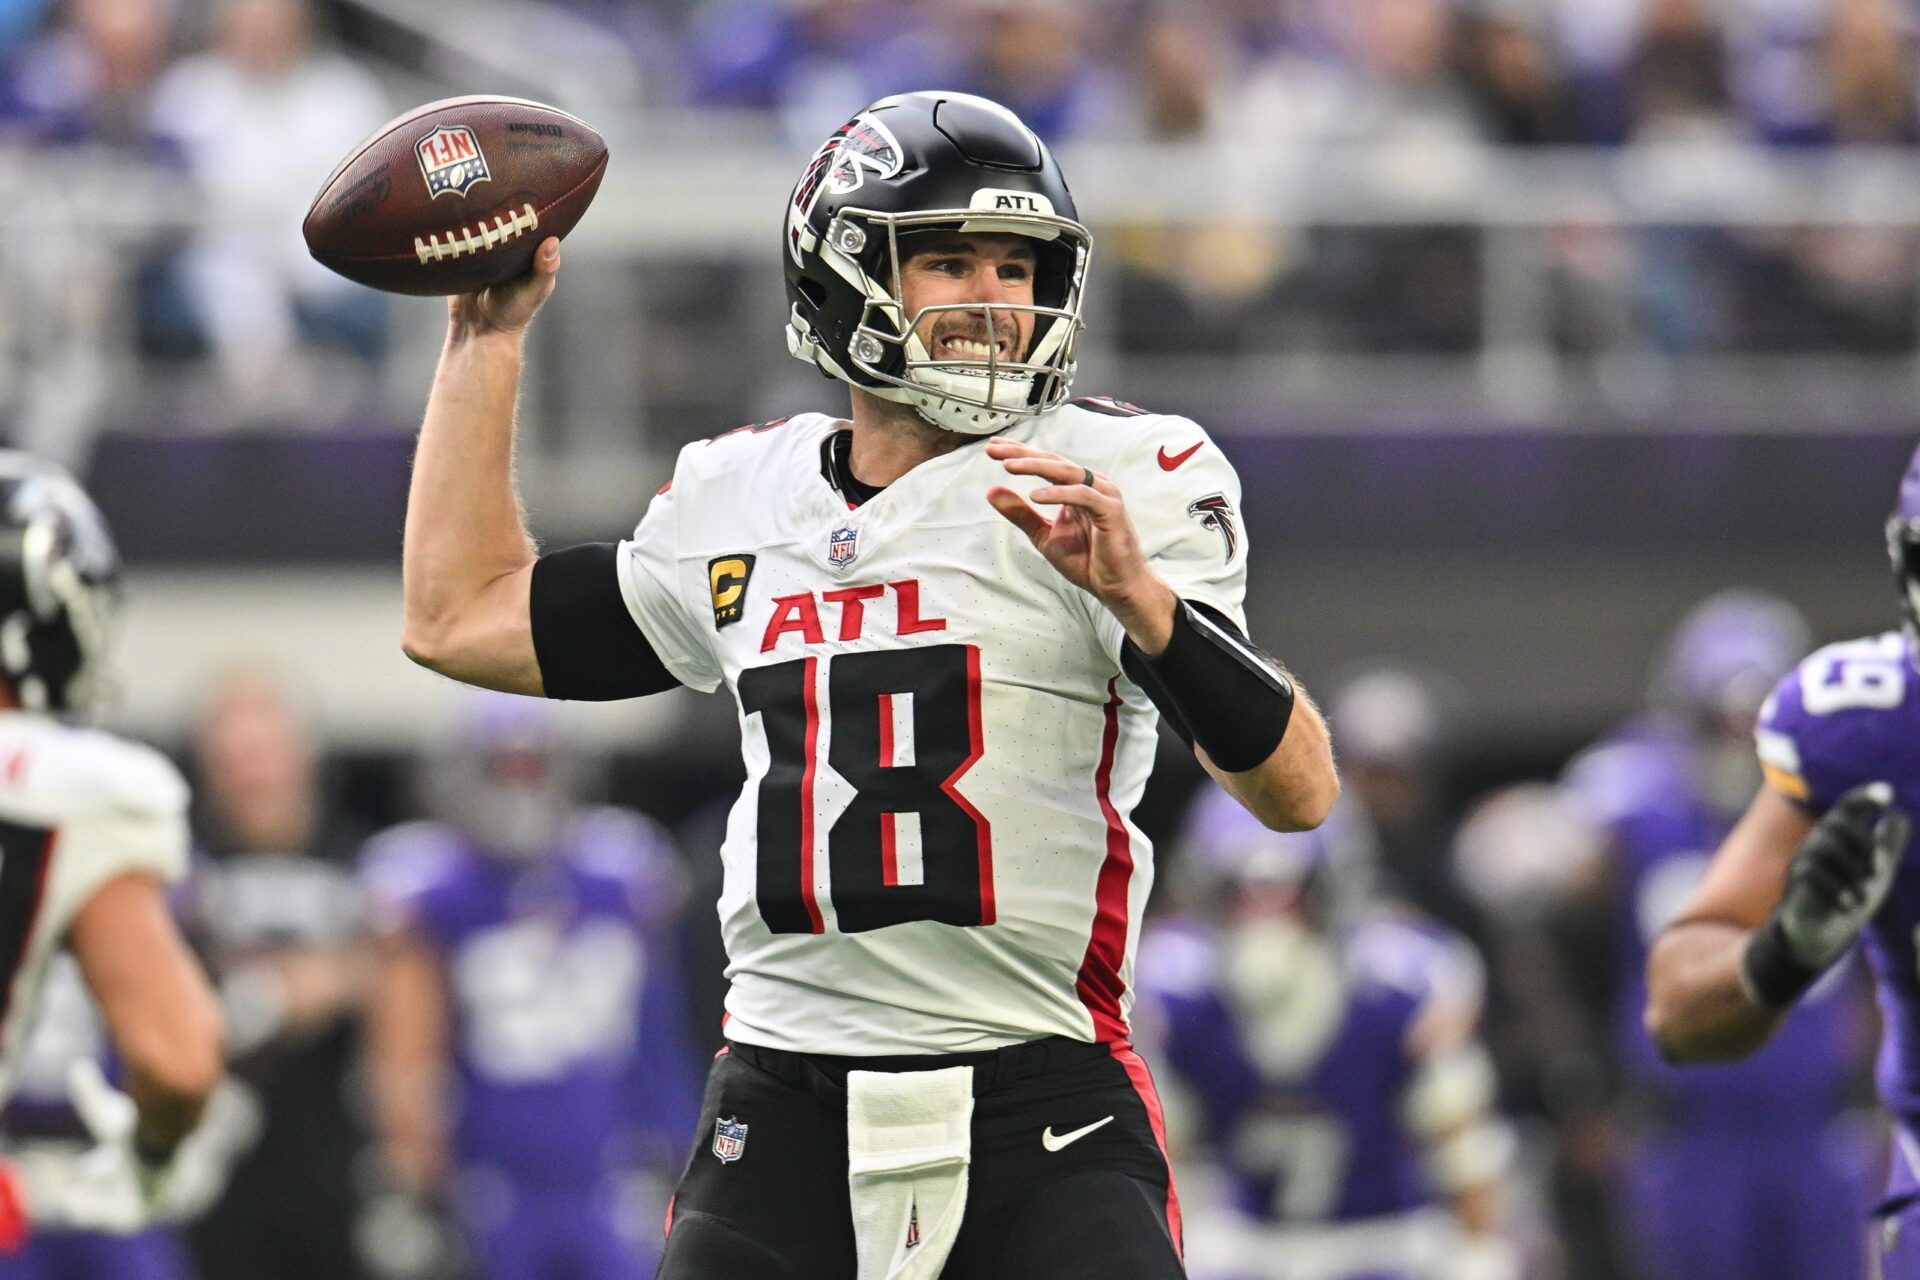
left=402, top=91, right=1336, bottom=1280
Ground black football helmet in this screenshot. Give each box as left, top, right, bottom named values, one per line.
left=784, top=91, right=1093, bottom=435
left=0, top=453, right=120, bottom=713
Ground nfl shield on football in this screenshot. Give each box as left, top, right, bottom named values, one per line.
left=303, top=95, right=608, bottom=296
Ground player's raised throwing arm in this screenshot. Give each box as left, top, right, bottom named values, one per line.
left=404, top=240, right=694, bottom=703
left=400, top=239, right=561, bottom=694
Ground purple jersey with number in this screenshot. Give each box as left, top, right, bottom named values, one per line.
left=361, top=809, right=701, bottom=1191
left=1565, top=722, right=1859, bottom=1124
left=1757, top=632, right=1920, bottom=1145
left=1137, top=911, right=1474, bottom=1223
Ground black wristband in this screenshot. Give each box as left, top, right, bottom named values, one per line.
left=1739, top=919, right=1826, bottom=1009
left=1121, top=600, right=1294, bottom=772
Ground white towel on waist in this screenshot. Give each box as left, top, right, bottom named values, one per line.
left=846, top=1066, right=974, bottom=1280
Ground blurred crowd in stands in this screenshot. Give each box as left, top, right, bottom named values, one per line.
left=10, top=0, right=1915, bottom=152
left=0, top=0, right=1915, bottom=426
left=667, top=0, right=1919, bottom=149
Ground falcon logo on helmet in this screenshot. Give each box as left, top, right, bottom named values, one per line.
left=783, top=92, right=1094, bottom=437
left=789, top=114, right=904, bottom=268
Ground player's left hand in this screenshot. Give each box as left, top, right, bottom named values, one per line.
left=7, top=1062, right=255, bottom=1235
left=985, top=439, right=1176, bottom=647
left=1776, top=782, right=1911, bottom=968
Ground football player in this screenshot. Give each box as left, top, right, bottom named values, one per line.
left=0, top=454, right=224, bottom=1244
left=399, top=91, right=1337, bottom=1279
left=1646, top=443, right=1920, bottom=1275
left=360, top=693, right=700, bottom=1280
left=1139, top=789, right=1517, bottom=1280
left=1563, top=593, right=1869, bottom=1280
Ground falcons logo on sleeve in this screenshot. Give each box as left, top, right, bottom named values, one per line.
left=1186, top=494, right=1239, bottom=561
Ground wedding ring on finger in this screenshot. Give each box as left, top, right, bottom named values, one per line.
left=1081, top=466, right=1095, bottom=488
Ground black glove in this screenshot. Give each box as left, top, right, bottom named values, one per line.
left=1743, top=782, right=1911, bottom=1008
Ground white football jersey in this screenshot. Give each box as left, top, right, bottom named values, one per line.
left=618, top=400, right=1248, bottom=1053
left=0, top=714, right=190, bottom=1103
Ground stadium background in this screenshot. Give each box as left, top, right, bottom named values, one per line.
left=0, top=0, right=1914, bottom=1276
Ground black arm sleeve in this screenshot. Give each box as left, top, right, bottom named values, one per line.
left=1120, top=599, right=1294, bottom=772
left=529, top=543, right=681, bottom=701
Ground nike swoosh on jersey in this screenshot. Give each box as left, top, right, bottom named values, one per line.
left=1157, top=442, right=1203, bottom=471
left=1041, top=1115, right=1115, bottom=1152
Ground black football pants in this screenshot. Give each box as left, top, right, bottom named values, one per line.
left=656, top=1036, right=1186, bottom=1279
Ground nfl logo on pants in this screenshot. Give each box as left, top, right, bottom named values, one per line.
left=712, top=1116, right=748, bottom=1163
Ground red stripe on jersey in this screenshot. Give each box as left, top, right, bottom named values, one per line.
left=1075, top=681, right=1132, bottom=1042
left=0, top=829, right=56, bottom=1028
left=880, top=812, right=899, bottom=886
left=938, top=644, right=994, bottom=924
left=878, top=692, right=899, bottom=885
left=1111, top=1041, right=1183, bottom=1258
left=798, top=657, right=825, bottom=933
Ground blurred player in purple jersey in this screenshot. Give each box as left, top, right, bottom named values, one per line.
left=1562, top=592, right=1871, bottom=1280
left=359, top=694, right=702, bottom=1280
left=1648, top=442, right=1920, bottom=1277
left=1137, top=787, right=1518, bottom=1280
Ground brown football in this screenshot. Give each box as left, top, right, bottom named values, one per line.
left=303, top=96, right=608, bottom=296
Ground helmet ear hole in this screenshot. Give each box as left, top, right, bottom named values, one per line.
left=796, top=277, right=828, bottom=312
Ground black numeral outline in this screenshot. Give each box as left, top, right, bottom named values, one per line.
left=0, top=819, right=56, bottom=1025
left=741, top=645, right=992, bottom=935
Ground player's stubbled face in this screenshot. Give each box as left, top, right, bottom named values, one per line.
left=897, top=231, right=1038, bottom=364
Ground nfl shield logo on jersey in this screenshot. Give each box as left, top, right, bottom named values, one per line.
left=416, top=125, right=491, bottom=198
left=828, top=525, right=860, bottom=568
left=712, top=1116, right=748, bottom=1163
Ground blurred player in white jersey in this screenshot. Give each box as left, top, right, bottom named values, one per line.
left=0, top=453, right=223, bottom=1248
left=400, top=92, right=1338, bottom=1279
